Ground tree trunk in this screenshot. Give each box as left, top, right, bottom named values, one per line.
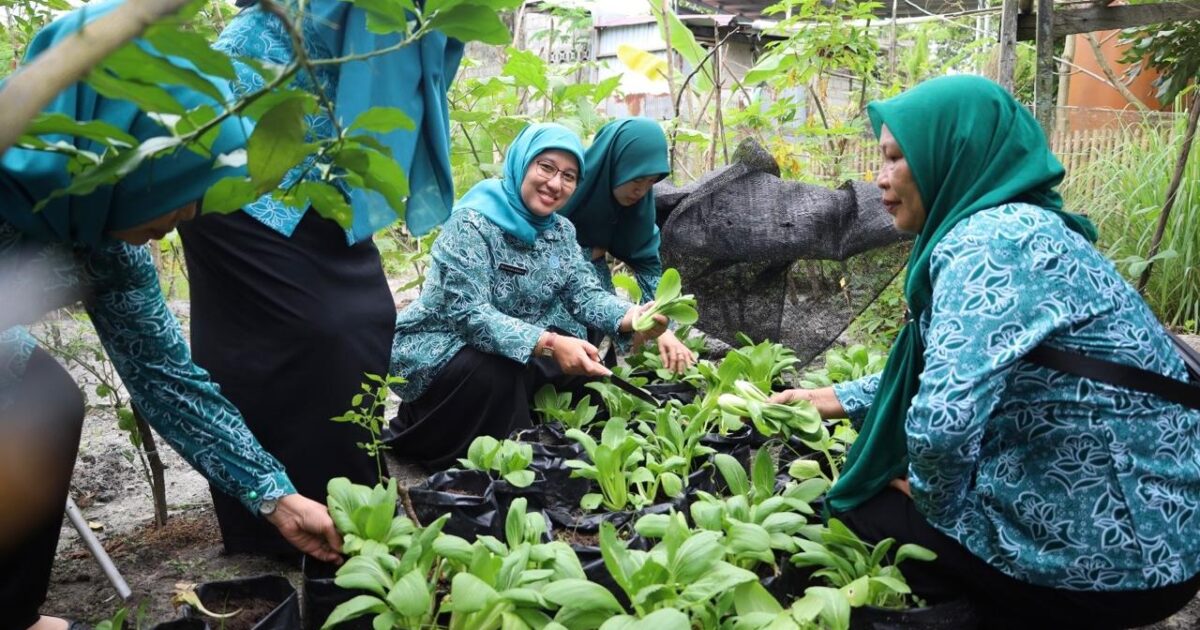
left=133, top=408, right=170, bottom=527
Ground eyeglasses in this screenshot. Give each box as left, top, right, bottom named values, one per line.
left=533, top=160, right=579, bottom=188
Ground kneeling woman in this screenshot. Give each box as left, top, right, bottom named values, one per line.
left=772, top=75, right=1200, bottom=628
left=388, top=123, right=667, bottom=469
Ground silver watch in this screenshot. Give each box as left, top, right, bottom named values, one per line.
left=258, top=497, right=280, bottom=517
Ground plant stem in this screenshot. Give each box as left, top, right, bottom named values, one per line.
left=1138, top=89, right=1200, bottom=292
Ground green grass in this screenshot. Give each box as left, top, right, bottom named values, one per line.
left=1064, top=116, right=1200, bottom=333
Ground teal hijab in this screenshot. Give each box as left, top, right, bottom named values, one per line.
left=827, top=75, right=1098, bottom=514
left=295, top=0, right=463, bottom=240
left=559, top=117, right=669, bottom=264
left=455, top=123, right=585, bottom=245
left=0, top=0, right=251, bottom=246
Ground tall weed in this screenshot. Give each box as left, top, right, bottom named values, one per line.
left=1063, top=116, right=1200, bottom=333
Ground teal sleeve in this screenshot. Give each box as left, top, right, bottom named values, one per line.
left=81, top=242, right=295, bottom=513
left=833, top=373, right=881, bottom=427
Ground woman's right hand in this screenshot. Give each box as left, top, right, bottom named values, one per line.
left=538, top=333, right=610, bottom=377
left=769, top=386, right=847, bottom=420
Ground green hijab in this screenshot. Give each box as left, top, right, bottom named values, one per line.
left=559, top=117, right=669, bottom=266
left=454, top=122, right=584, bottom=245
left=826, top=75, right=1098, bottom=514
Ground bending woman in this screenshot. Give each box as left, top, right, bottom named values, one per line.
left=772, top=75, right=1200, bottom=628
left=0, top=4, right=339, bottom=628
left=556, top=117, right=694, bottom=373
left=178, top=0, right=462, bottom=556
left=387, top=123, right=667, bottom=469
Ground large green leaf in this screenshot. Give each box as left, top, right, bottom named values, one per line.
left=645, top=1, right=713, bottom=93
left=503, top=48, right=550, bottom=94
left=101, top=42, right=225, bottom=102
left=320, top=594, right=388, bottom=629
left=733, top=581, right=783, bottom=615
left=247, top=96, right=313, bottom=191
left=654, top=268, right=682, bottom=302
left=201, top=176, right=261, bottom=214
left=671, top=530, right=723, bottom=583
left=348, top=0, right=415, bottom=34
left=86, top=67, right=186, bottom=114
left=20, top=112, right=137, bottom=148
left=349, top=106, right=416, bottom=134
left=428, top=5, right=512, bottom=45
left=386, top=568, right=434, bottom=618
left=142, top=25, right=236, bottom=80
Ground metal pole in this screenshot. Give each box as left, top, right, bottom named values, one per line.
left=65, top=497, right=133, bottom=601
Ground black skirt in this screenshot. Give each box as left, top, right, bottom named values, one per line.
left=387, top=347, right=591, bottom=470
left=179, top=210, right=391, bottom=555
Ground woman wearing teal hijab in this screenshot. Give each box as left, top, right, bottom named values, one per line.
left=386, top=123, right=668, bottom=468
left=176, top=0, right=465, bottom=556
left=556, top=117, right=695, bottom=373
left=772, top=76, right=1200, bottom=626
left=0, top=4, right=341, bottom=627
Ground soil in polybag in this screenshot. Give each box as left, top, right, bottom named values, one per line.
left=181, top=574, right=299, bottom=630
left=407, top=468, right=498, bottom=540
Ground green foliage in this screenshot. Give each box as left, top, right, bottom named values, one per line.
left=532, top=384, right=600, bottom=431
left=790, top=518, right=935, bottom=611
left=717, top=380, right=822, bottom=442
left=1120, top=16, right=1200, bottom=104
left=723, top=332, right=800, bottom=393
left=633, top=269, right=698, bottom=331
left=599, top=514, right=759, bottom=625
left=1065, top=119, right=1200, bottom=332
left=679, top=450, right=827, bottom=570
left=799, top=344, right=887, bottom=389
left=331, top=373, right=407, bottom=480
left=458, top=435, right=536, bottom=488
left=14, top=0, right=522, bottom=228
left=565, top=419, right=653, bottom=512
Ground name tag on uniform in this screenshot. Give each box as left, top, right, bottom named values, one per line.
left=498, top=262, right=528, bottom=275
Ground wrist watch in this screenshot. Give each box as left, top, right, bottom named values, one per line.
left=258, top=496, right=280, bottom=517
left=540, top=332, right=556, bottom=358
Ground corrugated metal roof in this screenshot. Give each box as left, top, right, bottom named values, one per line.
left=595, top=22, right=666, bottom=57
left=688, top=0, right=980, bottom=21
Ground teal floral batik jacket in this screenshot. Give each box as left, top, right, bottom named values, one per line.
left=834, top=203, right=1200, bottom=591
left=390, top=209, right=632, bottom=401
left=0, top=220, right=294, bottom=512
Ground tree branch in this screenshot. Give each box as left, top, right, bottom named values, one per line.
left=0, top=0, right=196, bottom=155
left=1083, top=31, right=1149, bottom=112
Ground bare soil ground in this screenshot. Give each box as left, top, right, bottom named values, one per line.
left=35, top=310, right=1200, bottom=628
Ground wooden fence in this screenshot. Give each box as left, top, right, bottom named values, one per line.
left=800, top=125, right=1167, bottom=193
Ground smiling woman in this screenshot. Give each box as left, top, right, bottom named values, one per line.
left=384, top=122, right=669, bottom=469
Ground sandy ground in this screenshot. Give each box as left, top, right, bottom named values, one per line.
left=33, top=304, right=1200, bottom=627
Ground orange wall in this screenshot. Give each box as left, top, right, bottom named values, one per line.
left=1067, top=30, right=1165, bottom=112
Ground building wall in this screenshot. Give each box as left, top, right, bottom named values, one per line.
left=1066, top=30, right=1165, bottom=113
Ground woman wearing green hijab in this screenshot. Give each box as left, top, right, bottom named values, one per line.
left=772, top=76, right=1200, bottom=626
left=555, top=117, right=695, bottom=373
left=386, top=123, right=668, bottom=468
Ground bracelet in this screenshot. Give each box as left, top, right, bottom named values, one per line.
left=539, top=332, right=556, bottom=358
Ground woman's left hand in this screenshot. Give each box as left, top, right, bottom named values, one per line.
left=656, top=330, right=695, bottom=374
left=620, top=302, right=668, bottom=338
left=889, top=477, right=912, bottom=499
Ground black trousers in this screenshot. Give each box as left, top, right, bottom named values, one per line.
left=179, top=210, right=390, bottom=556
left=838, top=488, right=1200, bottom=629
left=388, top=347, right=590, bottom=470
left=0, top=348, right=86, bottom=629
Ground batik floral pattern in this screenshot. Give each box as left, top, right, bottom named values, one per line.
left=833, top=203, right=1200, bottom=590
left=390, top=209, right=633, bottom=401
left=0, top=219, right=294, bottom=511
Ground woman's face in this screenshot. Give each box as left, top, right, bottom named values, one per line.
left=877, top=125, right=926, bottom=234
left=108, top=203, right=198, bottom=245
left=612, top=175, right=658, bottom=207
left=521, top=150, right=579, bottom=217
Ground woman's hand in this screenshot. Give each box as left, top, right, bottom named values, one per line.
left=768, top=386, right=847, bottom=420
left=655, top=330, right=695, bottom=374
left=265, top=494, right=344, bottom=564
left=537, top=332, right=610, bottom=377
left=620, top=302, right=668, bottom=339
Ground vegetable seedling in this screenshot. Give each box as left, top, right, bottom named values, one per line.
left=633, top=268, right=698, bottom=331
